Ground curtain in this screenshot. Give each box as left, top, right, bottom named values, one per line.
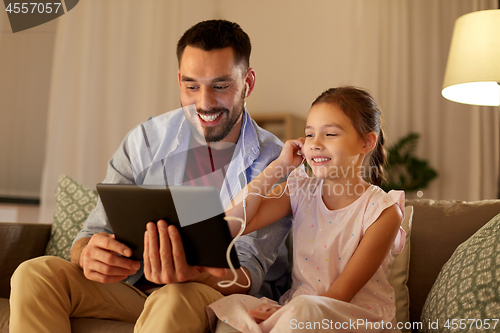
left=39, top=0, right=498, bottom=223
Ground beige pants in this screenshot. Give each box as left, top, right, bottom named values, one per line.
left=9, top=256, right=223, bottom=333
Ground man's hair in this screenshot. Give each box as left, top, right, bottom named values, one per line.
left=176, top=20, right=251, bottom=69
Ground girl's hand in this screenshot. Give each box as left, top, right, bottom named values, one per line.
left=276, top=138, right=305, bottom=172
left=247, top=303, right=280, bottom=324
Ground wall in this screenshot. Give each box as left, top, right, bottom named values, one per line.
left=0, top=203, right=40, bottom=223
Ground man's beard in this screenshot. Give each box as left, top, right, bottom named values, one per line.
left=190, top=100, right=244, bottom=143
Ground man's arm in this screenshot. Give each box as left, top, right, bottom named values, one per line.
left=72, top=129, right=136, bottom=246
left=71, top=129, right=142, bottom=283
left=70, top=237, right=89, bottom=268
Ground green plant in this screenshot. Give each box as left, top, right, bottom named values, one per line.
left=381, top=133, right=438, bottom=192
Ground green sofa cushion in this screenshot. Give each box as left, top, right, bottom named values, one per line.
left=45, top=175, right=98, bottom=261
left=420, top=212, right=500, bottom=332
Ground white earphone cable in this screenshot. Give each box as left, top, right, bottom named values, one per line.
left=218, top=148, right=305, bottom=288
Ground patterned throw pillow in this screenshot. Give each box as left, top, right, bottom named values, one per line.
left=420, top=213, right=500, bottom=332
left=45, top=175, right=98, bottom=261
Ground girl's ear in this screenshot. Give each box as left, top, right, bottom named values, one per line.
left=362, top=132, right=377, bottom=153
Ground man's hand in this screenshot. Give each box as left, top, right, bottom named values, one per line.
left=143, top=220, right=226, bottom=284
left=76, top=233, right=141, bottom=283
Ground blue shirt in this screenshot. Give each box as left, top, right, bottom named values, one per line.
left=73, top=107, right=292, bottom=298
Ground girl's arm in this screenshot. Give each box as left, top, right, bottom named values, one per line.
left=321, top=204, right=403, bottom=302
left=226, top=139, right=304, bottom=235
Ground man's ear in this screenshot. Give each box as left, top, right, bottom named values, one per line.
left=244, top=68, right=256, bottom=98
left=362, top=132, right=377, bottom=154
left=177, top=70, right=182, bottom=87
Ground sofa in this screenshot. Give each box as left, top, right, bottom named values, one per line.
left=1, top=197, right=499, bottom=333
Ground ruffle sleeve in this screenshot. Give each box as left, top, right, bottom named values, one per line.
left=362, top=189, right=406, bottom=255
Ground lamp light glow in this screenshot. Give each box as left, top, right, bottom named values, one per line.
left=442, top=82, right=500, bottom=106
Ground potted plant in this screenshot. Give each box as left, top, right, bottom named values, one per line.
left=381, top=133, right=438, bottom=193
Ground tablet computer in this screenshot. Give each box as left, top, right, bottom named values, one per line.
left=96, top=184, right=240, bottom=269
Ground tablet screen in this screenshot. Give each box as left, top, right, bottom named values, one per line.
left=96, top=184, right=240, bottom=268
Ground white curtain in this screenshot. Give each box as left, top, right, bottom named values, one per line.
left=39, top=0, right=499, bottom=223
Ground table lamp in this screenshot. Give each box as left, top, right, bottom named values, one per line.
left=442, top=9, right=500, bottom=106
left=442, top=8, right=500, bottom=198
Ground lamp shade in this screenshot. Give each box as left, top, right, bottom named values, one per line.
left=442, top=9, right=500, bottom=106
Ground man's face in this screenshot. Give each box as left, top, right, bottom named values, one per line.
left=178, top=46, right=252, bottom=144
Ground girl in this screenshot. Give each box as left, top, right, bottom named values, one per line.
left=208, top=86, right=405, bottom=333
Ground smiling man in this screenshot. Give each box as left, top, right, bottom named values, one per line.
left=9, top=20, right=292, bottom=333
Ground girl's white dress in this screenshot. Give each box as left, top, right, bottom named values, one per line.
left=207, top=169, right=406, bottom=332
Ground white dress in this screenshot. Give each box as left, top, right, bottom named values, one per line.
left=207, top=169, right=406, bottom=333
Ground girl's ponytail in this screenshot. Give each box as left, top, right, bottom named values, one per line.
left=369, top=129, right=386, bottom=187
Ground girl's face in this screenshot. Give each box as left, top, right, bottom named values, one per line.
left=303, top=102, right=371, bottom=181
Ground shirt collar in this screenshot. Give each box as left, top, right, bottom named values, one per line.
left=238, top=109, right=260, bottom=165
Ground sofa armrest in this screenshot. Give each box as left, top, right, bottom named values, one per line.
left=0, top=223, right=51, bottom=298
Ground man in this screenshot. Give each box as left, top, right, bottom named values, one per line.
left=9, top=20, right=291, bottom=333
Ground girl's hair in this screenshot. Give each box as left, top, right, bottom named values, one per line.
left=311, top=86, right=386, bottom=186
